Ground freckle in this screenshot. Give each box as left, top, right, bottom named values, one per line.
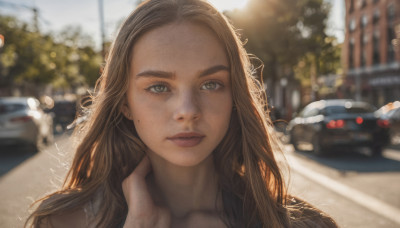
left=137, top=120, right=140, bottom=123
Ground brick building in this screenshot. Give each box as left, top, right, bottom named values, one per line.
left=343, top=0, right=400, bottom=107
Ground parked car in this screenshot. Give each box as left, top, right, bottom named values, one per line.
left=377, top=107, right=400, bottom=145
left=288, top=99, right=389, bottom=156
left=0, top=97, right=54, bottom=150
left=49, top=99, right=77, bottom=131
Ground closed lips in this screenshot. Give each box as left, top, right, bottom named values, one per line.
left=167, top=132, right=205, bottom=147
left=168, top=132, right=205, bottom=139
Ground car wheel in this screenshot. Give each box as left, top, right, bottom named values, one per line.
left=312, top=136, right=325, bottom=156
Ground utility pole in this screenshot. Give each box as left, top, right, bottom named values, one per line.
left=98, top=0, right=106, bottom=59
left=0, top=1, right=41, bottom=32
left=32, top=7, right=39, bottom=32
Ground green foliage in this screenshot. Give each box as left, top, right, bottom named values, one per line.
left=294, top=36, right=342, bottom=87
left=0, top=15, right=101, bottom=96
left=227, top=0, right=341, bottom=89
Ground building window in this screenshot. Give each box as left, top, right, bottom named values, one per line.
left=360, top=30, right=367, bottom=67
left=361, top=0, right=367, bottom=8
left=349, top=0, right=354, bottom=13
left=373, top=9, right=380, bottom=24
left=356, top=0, right=367, bottom=9
left=361, top=14, right=368, bottom=28
left=373, top=31, right=380, bottom=65
left=361, top=50, right=367, bottom=67
left=349, top=38, right=355, bottom=69
left=360, top=32, right=363, bottom=47
left=349, top=18, right=356, bottom=32
left=388, top=4, right=395, bottom=23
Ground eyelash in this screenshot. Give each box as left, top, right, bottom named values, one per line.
left=200, top=81, right=223, bottom=91
left=145, top=80, right=224, bottom=94
left=145, top=82, right=170, bottom=94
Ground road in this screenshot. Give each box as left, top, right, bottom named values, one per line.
left=0, top=134, right=399, bottom=227
left=281, top=144, right=400, bottom=228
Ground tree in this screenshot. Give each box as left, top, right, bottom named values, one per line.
left=0, top=15, right=101, bottom=96
left=50, top=26, right=102, bottom=90
left=227, top=0, right=333, bottom=102
left=0, top=16, right=55, bottom=95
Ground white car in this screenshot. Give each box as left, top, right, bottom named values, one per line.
left=0, top=97, right=54, bottom=151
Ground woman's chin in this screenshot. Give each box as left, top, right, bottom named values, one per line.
left=149, top=151, right=214, bottom=168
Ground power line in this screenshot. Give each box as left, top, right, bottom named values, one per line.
left=0, top=0, right=50, bottom=32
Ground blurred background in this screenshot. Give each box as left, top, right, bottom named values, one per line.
left=0, top=0, right=399, bottom=227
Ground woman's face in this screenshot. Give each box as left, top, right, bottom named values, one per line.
left=124, top=22, right=232, bottom=167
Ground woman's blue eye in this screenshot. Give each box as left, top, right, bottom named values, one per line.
left=147, top=84, right=169, bottom=93
left=201, top=81, right=221, bottom=90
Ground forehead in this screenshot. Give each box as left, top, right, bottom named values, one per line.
left=130, top=22, right=228, bottom=74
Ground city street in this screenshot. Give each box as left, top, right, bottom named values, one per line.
left=1, top=0, right=399, bottom=227
left=0, top=134, right=400, bottom=228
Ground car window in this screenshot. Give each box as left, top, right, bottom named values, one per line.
left=0, top=103, right=27, bottom=114
left=325, top=105, right=373, bottom=115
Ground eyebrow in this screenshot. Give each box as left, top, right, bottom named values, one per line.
left=135, top=65, right=229, bottom=79
left=199, top=65, right=229, bottom=77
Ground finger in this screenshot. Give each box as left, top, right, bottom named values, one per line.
left=122, top=156, right=154, bottom=210
left=132, top=156, right=152, bottom=178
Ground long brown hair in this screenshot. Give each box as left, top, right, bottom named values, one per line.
left=27, top=0, right=336, bottom=227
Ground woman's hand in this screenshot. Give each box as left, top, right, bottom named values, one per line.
left=122, top=156, right=171, bottom=228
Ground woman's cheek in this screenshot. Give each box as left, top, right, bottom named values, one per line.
left=204, top=93, right=232, bottom=111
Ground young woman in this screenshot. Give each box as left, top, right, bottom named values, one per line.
left=27, top=0, right=338, bottom=227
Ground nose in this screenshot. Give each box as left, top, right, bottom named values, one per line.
left=173, top=90, right=201, bottom=122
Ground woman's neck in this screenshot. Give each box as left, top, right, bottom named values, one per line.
left=147, top=154, right=221, bottom=218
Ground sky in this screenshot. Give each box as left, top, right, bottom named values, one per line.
left=0, top=0, right=344, bottom=50
left=325, top=0, right=345, bottom=43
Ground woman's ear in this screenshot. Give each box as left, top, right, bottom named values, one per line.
left=121, top=103, right=133, bottom=120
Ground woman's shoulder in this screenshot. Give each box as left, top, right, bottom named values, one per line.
left=39, top=207, right=87, bottom=228
left=286, top=196, right=339, bottom=228
left=34, top=194, right=89, bottom=228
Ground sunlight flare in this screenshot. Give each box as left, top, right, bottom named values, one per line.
left=208, top=0, right=249, bottom=12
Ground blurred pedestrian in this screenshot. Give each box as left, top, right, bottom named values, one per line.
left=26, top=0, right=337, bottom=227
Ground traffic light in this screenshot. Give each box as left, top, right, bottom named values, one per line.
left=0, top=34, right=4, bottom=48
